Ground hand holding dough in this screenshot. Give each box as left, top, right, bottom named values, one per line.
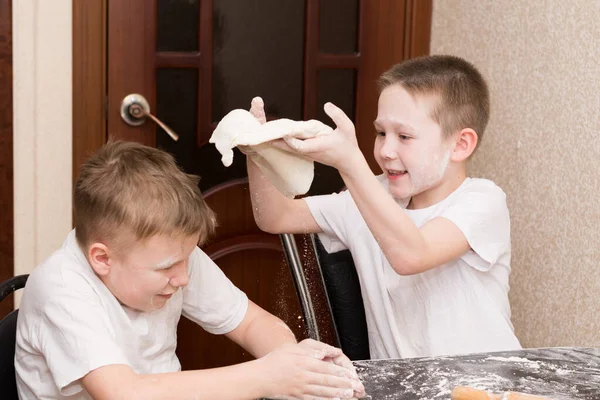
left=209, top=109, right=333, bottom=197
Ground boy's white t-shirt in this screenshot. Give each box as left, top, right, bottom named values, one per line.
left=305, top=177, right=521, bottom=360
left=15, top=230, right=248, bottom=400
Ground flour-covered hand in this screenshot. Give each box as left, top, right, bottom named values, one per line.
left=258, top=339, right=364, bottom=400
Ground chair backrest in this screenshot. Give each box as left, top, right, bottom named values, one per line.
left=0, top=275, right=29, bottom=400
left=312, top=237, right=370, bottom=361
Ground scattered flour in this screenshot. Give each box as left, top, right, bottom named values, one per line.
left=355, top=354, right=591, bottom=400
left=487, top=356, right=541, bottom=369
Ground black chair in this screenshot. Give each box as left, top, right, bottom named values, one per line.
left=0, top=274, right=29, bottom=400
left=312, top=236, right=370, bottom=361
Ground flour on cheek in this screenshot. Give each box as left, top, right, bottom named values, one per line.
left=407, top=147, right=451, bottom=195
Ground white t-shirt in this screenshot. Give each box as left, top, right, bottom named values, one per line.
left=305, top=177, right=521, bottom=360
left=15, top=230, right=248, bottom=399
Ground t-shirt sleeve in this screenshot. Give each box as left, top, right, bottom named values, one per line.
left=439, top=180, right=511, bottom=272
left=304, top=191, right=352, bottom=253
left=181, top=248, right=249, bottom=335
left=40, top=292, right=129, bottom=396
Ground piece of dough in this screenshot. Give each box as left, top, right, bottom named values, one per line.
left=209, top=109, right=332, bottom=197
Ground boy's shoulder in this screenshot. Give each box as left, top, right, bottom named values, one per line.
left=22, top=232, right=100, bottom=308
left=457, top=177, right=507, bottom=199
left=417, top=177, right=508, bottom=218
left=439, top=177, right=509, bottom=219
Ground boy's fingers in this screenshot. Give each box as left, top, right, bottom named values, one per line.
left=322, top=354, right=364, bottom=397
left=250, top=96, right=267, bottom=124
left=324, top=102, right=353, bottom=132
left=327, top=354, right=357, bottom=374
left=237, top=145, right=255, bottom=156
left=304, top=384, right=356, bottom=400
left=306, top=370, right=365, bottom=399
left=268, top=138, right=300, bottom=153
left=282, top=136, right=308, bottom=153
left=282, top=136, right=325, bottom=154
left=305, top=362, right=362, bottom=388
left=300, top=339, right=344, bottom=359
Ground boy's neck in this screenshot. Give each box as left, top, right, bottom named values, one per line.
left=407, top=165, right=467, bottom=210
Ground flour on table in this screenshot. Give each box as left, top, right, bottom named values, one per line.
left=210, top=109, right=333, bottom=197
left=487, top=356, right=541, bottom=369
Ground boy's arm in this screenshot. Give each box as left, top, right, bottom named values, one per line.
left=224, top=299, right=296, bottom=357
left=81, top=335, right=364, bottom=400
left=280, top=103, right=470, bottom=276
left=82, top=343, right=363, bottom=400
left=339, top=157, right=470, bottom=275
left=246, top=97, right=321, bottom=234
left=226, top=300, right=358, bottom=376
left=81, top=284, right=364, bottom=400
left=81, top=362, right=267, bottom=400
left=247, top=157, right=320, bottom=234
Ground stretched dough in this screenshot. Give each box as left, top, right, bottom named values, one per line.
left=210, top=109, right=332, bottom=197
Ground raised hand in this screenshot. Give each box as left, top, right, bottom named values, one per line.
left=275, top=102, right=364, bottom=174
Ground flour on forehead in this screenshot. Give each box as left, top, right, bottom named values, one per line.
left=209, top=109, right=333, bottom=197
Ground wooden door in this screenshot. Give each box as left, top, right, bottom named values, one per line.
left=87, top=0, right=431, bottom=370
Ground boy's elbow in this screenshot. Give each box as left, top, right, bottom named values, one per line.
left=253, top=207, right=290, bottom=234
left=390, top=253, right=426, bottom=276
left=256, top=217, right=290, bottom=235
left=254, top=215, right=281, bottom=234
left=262, top=225, right=284, bottom=235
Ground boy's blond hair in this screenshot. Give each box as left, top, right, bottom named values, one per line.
left=378, top=55, right=490, bottom=146
left=74, top=140, right=217, bottom=251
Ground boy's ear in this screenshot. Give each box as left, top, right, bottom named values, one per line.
left=88, top=243, right=112, bottom=276
left=450, top=128, right=478, bottom=162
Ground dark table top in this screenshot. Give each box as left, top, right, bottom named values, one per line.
left=354, top=347, right=600, bottom=400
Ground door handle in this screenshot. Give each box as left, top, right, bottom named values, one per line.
left=120, top=94, right=179, bottom=142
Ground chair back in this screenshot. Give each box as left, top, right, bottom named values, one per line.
left=312, top=237, right=370, bottom=360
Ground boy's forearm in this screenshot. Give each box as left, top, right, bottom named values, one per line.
left=339, top=156, right=429, bottom=274
left=83, top=361, right=271, bottom=400
left=246, top=157, right=289, bottom=232
left=132, top=361, right=269, bottom=400
left=246, top=155, right=323, bottom=235
left=237, top=314, right=297, bottom=358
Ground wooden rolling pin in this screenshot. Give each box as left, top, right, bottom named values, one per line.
left=451, top=386, right=553, bottom=400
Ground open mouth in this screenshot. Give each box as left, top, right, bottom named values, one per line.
left=387, top=169, right=407, bottom=179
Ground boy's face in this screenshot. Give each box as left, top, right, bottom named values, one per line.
left=373, top=84, right=453, bottom=201
left=101, top=232, right=199, bottom=312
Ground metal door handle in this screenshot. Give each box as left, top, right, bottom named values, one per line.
left=120, top=94, right=179, bottom=142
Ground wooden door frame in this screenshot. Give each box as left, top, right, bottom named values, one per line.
left=73, top=0, right=432, bottom=181
left=73, top=0, right=107, bottom=184
left=0, top=0, right=14, bottom=319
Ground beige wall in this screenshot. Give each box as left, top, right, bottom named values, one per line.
left=13, top=0, right=73, bottom=305
left=431, top=0, right=600, bottom=348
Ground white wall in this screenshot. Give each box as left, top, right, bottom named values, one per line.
left=431, top=0, right=600, bottom=347
left=13, top=0, right=73, bottom=304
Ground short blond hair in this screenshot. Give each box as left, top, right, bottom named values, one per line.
left=378, top=55, right=490, bottom=147
left=74, top=140, right=217, bottom=251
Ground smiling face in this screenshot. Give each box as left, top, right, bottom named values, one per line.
left=373, top=84, right=455, bottom=203
left=89, top=232, right=200, bottom=312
